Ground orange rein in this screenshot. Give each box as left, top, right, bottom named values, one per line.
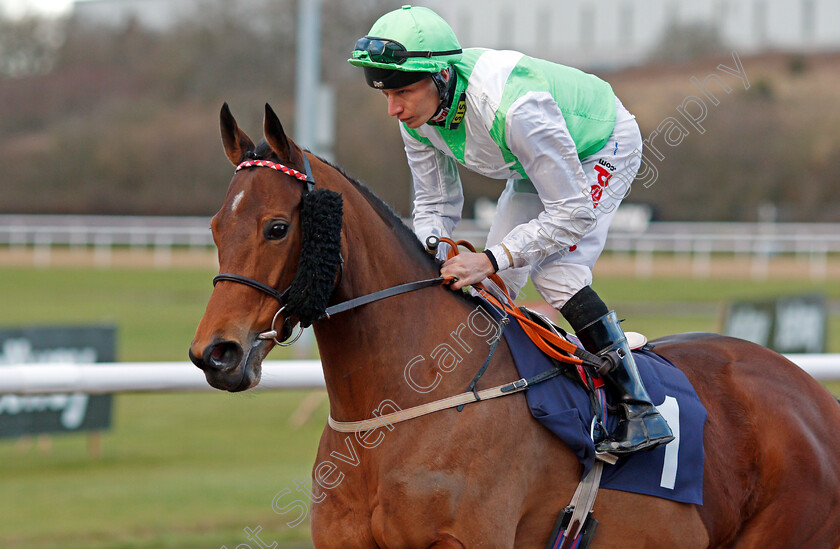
left=438, top=237, right=585, bottom=369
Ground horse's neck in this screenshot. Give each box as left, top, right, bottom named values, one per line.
left=311, top=179, right=487, bottom=422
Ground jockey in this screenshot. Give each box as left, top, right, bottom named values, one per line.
left=349, top=5, right=673, bottom=455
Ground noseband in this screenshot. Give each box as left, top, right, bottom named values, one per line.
left=212, top=271, right=304, bottom=346
left=212, top=153, right=446, bottom=346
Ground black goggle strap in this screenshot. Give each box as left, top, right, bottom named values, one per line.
left=355, top=37, right=461, bottom=62
left=397, top=48, right=462, bottom=59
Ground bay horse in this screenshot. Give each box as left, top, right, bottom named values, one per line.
left=190, top=103, right=840, bottom=548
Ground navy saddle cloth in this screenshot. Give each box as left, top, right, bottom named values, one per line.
left=484, top=301, right=706, bottom=505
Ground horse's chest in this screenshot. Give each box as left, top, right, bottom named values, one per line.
left=311, top=437, right=472, bottom=546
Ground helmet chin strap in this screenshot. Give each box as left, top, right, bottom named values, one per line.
left=428, top=67, right=456, bottom=122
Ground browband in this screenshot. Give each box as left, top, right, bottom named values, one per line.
left=235, top=154, right=315, bottom=193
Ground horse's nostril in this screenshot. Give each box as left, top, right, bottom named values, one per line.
left=196, top=341, right=243, bottom=372
left=211, top=345, right=227, bottom=361
left=188, top=348, right=203, bottom=368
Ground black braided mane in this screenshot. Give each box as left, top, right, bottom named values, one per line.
left=284, top=187, right=343, bottom=327
left=315, top=156, right=483, bottom=308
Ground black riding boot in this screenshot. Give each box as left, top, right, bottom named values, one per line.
left=575, top=311, right=674, bottom=455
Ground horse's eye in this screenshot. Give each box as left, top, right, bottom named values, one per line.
left=264, top=221, right=289, bottom=240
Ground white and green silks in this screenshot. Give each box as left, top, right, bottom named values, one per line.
left=401, top=47, right=621, bottom=276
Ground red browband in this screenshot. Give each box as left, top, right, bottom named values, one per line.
left=235, top=159, right=310, bottom=182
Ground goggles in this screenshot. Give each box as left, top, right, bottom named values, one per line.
left=354, top=36, right=461, bottom=65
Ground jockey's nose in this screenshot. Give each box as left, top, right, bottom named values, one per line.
left=189, top=340, right=243, bottom=373
left=386, top=94, right=402, bottom=117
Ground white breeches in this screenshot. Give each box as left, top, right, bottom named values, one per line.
left=485, top=98, right=643, bottom=309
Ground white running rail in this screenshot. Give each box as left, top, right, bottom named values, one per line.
left=0, top=356, right=837, bottom=395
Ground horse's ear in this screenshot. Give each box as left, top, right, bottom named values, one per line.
left=264, top=103, right=305, bottom=169
left=220, top=103, right=256, bottom=166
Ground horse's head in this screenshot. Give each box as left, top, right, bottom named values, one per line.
left=189, top=103, right=343, bottom=392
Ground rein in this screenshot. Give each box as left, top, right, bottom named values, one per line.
left=437, top=238, right=605, bottom=373
left=214, top=271, right=449, bottom=343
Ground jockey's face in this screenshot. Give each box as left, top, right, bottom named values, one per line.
left=380, top=75, right=440, bottom=129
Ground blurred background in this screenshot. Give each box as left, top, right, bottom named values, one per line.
left=1, top=0, right=839, bottom=547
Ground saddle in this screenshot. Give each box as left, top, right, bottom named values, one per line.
left=486, top=300, right=705, bottom=549
left=519, top=305, right=648, bottom=350
left=518, top=306, right=568, bottom=339
left=516, top=305, right=648, bottom=384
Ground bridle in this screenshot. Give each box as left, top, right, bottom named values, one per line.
left=212, top=153, right=447, bottom=346
left=212, top=270, right=310, bottom=347
left=212, top=154, right=318, bottom=346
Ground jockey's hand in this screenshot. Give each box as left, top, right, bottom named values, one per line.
left=441, top=251, right=495, bottom=290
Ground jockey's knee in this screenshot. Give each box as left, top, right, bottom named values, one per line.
left=530, top=262, right=593, bottom=311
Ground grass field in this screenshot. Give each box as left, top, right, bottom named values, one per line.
left=1, top=261, right=839, bottom=548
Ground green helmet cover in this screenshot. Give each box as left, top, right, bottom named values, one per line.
left=349, top=5, right=462, bottom=74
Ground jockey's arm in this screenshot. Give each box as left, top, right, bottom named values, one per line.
left=401, top=125, right=463, bottom=259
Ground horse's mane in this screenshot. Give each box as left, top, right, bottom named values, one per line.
left=319, top=157, right=436, bottom=263
left=320, top=157, right=486, bottom=308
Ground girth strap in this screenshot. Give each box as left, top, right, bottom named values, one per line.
left=552, top=460, right=604, bottom=549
